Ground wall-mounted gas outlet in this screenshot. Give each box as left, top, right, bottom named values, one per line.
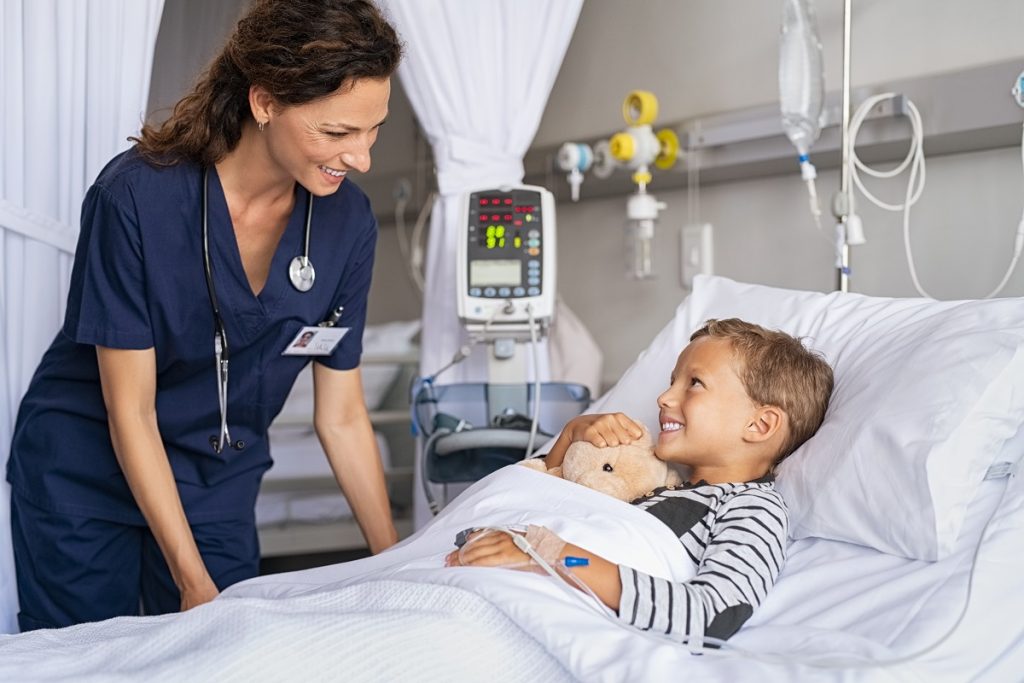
left=1013, top=69, right=1024, bottom=108
left=681, top=223, right=713, bottom=289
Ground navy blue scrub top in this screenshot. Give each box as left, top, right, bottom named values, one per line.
left=7, top=148, right=378, bottom=524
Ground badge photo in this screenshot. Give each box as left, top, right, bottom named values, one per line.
left=282, top=326, right=349, bottom=356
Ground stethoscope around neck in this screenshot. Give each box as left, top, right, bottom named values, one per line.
left=201, top=168, right=315, bottom=453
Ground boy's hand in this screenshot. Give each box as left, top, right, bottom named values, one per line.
left=543, top=413, right=646, bottom=469
left=446, top=527, right=624, bottom=611
left=445, top=530, right=530, bottom=569
left=563, top=412, right=645, bottom=448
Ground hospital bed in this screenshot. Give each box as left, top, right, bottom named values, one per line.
left=256, top=320, right=420, bottom=557
left=1, top=275, right=1021, bottom=682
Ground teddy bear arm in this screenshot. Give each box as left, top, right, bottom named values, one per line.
left=518, top=458, right=548, bottom=473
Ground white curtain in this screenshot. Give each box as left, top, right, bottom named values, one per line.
left=379, top=0, right=582, bottom=526
left=0, top=0, right=164, bottom=634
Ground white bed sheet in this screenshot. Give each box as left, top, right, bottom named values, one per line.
left=1, top=466, right=1019, bottom=682
left=230, top=466, right=1024, bottom=682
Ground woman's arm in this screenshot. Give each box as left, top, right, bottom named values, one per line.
left=96, top=347, right=219, bottom=610
left=543, top=412, right=646, bottom=469
left=313, top=362, right=397, bottom=554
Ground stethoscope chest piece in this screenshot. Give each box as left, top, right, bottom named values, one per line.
left=289, top=255, right=316, bottom=292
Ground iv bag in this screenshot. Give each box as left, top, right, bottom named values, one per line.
left=779, top=0, right=824, bottom=156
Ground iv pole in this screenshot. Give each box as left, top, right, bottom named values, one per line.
left=834, top=0, right=852, bottom=292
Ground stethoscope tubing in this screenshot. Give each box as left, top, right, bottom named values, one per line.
left=200, top=168, right=314, bottom=452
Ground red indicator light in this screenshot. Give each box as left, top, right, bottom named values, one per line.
left=478, top=199, right=487, bottom=206
left=513, top=220, right=523, bottom=226
left=504, top=198, right=513, bottom=205
left=478, top=215, right=487, bottom=222
left=491, top=214, right=500, bottom=221
left=491, top=198, right=501, bottom=205
left=504, top=214, right=512, bottom=220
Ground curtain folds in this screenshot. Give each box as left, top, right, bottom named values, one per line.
left=0, top=0, right=164, bottom=633
left=379, top=0, right=582, bottom=527
left=380, top=0, right=582, bottom=383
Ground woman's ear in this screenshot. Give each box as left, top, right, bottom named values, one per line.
left=248, top=84, right=275, bottom=126
left=744, top=405, right=785, bottom=443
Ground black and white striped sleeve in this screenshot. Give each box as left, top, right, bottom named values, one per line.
left=617, top=488, right=788, bottom=644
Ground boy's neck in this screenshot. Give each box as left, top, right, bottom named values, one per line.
left=687, top=463, right=771, bottom=485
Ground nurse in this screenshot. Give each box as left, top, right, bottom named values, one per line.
left=6, top=0, right=402, bottom=630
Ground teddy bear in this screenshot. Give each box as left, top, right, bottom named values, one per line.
left=518, top=424, right=683, bottom=501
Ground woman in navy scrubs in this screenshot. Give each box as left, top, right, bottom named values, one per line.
left=6, top=0, right=402, bottom=631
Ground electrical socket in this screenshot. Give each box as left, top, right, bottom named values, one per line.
left=681, top=223, right=713, bottom=289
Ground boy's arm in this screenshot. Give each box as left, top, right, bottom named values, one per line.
left=618, top=489, right=789, bottom=642
left=551, top=542, right=623, bottom=609
left=451, top=489, right=788, bottom=643
left=445, top=531, right=623, bottom=609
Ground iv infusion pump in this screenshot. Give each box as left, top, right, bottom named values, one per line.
left=457, top=185, right=557, bottom=335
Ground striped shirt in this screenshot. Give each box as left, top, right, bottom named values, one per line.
left=617, top=475, right=788, bottom=644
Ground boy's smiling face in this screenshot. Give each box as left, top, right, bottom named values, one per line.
left=656, top=336, right=762, bottom=471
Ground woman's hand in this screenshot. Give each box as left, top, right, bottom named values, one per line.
left=544, top=413, right=646, bottom=468
left=179, top=575, right=220, bottom=612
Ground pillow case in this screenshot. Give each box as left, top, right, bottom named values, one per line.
left=588, top=275, right=1024, bottom=560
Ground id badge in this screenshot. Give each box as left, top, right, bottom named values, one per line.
left=282, top=326, right=349, bottom=356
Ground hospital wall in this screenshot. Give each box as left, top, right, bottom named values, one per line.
left=369, top=0, right=1024, bottom=384
left=528, top=0, right=1024, bottom=384
left=146, top=0, right=1024, bottom=387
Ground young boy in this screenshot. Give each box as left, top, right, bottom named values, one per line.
left=446, top=318, right=834, bottom=644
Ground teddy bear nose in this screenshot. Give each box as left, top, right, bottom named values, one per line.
left=603, top=463, right=613, bottom=472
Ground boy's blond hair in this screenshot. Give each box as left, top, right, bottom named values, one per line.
left=690, top=318, right=834, bottom=466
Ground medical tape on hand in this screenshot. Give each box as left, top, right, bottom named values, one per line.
left=523, top=525, right=566, bottom=567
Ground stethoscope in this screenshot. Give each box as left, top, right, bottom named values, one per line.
left=201, top=168, right=315, bottom=453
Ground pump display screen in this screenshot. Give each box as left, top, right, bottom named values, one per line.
left=470, top=259, right=521, bottom=287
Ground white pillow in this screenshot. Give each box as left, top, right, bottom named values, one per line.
left=589, top=275, right=1024, bottom=561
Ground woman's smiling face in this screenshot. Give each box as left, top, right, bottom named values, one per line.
left=262, top=77, right=390, bottom=196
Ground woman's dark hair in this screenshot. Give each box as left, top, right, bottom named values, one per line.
left=132, top=0, right=402, bottom=165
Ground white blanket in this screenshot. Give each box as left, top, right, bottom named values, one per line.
left=1, top=466, right=1021, bottom=682
left=0, top=580, right=570, bottom=682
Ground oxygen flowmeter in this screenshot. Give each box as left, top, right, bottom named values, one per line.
left=457, top=185, right=557, bottom=336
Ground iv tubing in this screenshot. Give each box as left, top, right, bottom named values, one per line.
left=850, top=94, right=1024, bottom=298
left=525, top=304, right=542, bottom=458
